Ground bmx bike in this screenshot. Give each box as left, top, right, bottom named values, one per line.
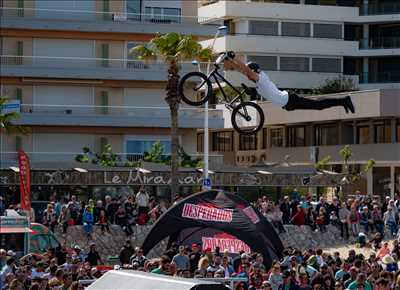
left=178, top=52, right=265, bottom=135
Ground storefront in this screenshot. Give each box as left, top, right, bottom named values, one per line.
left=0, top=164, right=342, bottom=215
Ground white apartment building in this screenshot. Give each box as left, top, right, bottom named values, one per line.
left=199, top=0, right=400, bottom=91
left=0, top=0, right=223, bottom=201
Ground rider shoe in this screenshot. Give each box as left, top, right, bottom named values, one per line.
left=343, top=96, right=355, bottom=114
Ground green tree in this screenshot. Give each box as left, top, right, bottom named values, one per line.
left=316, top=145, right=375, bottom=200
left=130, top=33, right=212, bottom=198
left=75, top=144, right=136, bottom=167
left=312, top=76, right=358, bottom=95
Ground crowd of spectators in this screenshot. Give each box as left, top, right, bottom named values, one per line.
left=255, top=191, right=400, bottom=240
left=0, top=241, right=105, bottom=290
left=4, top=190, right=400, bottom=289
left=3, top=186, right=172, bottom=239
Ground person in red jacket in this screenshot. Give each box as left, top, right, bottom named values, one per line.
left=291, top=205, right=305, bottom=226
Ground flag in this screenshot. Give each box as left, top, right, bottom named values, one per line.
left=18, top=150, right=31, bottom=210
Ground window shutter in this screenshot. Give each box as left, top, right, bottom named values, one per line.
left=16, top=88, right=22, bottom=102
left=101, top=44, right=109, bottom=67
left=17, top=0, right=24, bottom=17
left=100, top=90, right=109, bottom=114
left=103, top=0, right=111, bottom=20
left=100, top=137, right=108, bottom=152
left=15, top=136, right=22, bottom=151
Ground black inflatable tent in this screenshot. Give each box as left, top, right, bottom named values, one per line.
left=142, top=190, right=284, bottom=268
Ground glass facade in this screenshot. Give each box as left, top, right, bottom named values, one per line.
left=212, top=131, right=233, bottom=152
left=287, top=126, right=306, bottom=147
left=357, top=126, right=370, bottom=144
left=374, top=120, right=392, bottom=143
left=127, top=0, right=141, bottom=20
left=239, top=134, right=257, bottom=151
left=315, top=124, right=338, bottom=146
left=126, top=140, right=171, bottom=154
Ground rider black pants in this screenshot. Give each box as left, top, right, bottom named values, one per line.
left=283, top=93, right=345, bottom=111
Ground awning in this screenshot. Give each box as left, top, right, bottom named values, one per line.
left=0, top=227, right=33, bottom=233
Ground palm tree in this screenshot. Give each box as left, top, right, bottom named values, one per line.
left=131, top=33, right=212, bottom=199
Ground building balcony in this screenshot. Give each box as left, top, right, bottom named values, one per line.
left=0, top=56, right=207, bottom=81
left=263, top=143, right=400, bottom=165
left=360, top=37, right=400, bottom=50
left=13, top=104, right=224, bottom=129
left=198, top=0, right=358, bottom=22
left=201, top=35, right=358, bottom=56
left=359, top=71, right=400, bottom=84
left=0, top=7, right=216, bottom=37
left=360, top=2, right=400, bottom=15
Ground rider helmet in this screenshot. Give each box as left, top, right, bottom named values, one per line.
left=246, top=62, right=261, bottom=73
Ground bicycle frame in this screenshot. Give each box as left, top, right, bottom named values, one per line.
left=205, top=64, right=246, bottom=109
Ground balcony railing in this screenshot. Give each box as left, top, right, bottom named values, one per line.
left=360, top=37, right=400, bottom=49
left=359, top=71, right=400, bottom=83
left=0, top=151, right=224, bottom=168
left=201, top=0, right=356, bottom=7
left=360, top=2, right=400, bottom=15
left=0, top=7, right=213, bottom=24
left=0, top=55, right=209, bottom=73
left=18, top=104, right=222, bottom=119
left=227, top=32, right=344, bottom=40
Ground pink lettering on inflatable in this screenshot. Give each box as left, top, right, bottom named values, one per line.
left=182, top=203, right=233, bottom=222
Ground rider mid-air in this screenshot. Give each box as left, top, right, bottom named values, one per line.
left=223, top=51, right=355, bottom=114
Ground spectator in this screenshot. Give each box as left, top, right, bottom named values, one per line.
left=136, top=186, right=150, bottom=216
left=85, top=243, right=102, bottom=267
left=383, top=207, right=397, bottom=236
left=119, top=240, right=134, bottom=266
left=172, top=246, right=190, bottom=270
left=82, top=205, right=94, bottom=240
left=130, top=247, right=147, bottom=268
left=115, top=206, right=133, bottom=236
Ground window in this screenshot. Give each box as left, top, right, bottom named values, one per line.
left=249, top=21, right=278, bottom=36
left=282, top=22, right=310, bottom=37
left=270, top=128, right=284, bottom=147
left=280, top=57, right=309, bottom=72
left=374, top=120, right=391, bottom=143
left=397, top=120, right=400, bottom=142
left=127, top=0, right=141, bottom=21
left=314, top=23, right=342, bottom=39
left=145, top=7, right=181, bottom=23
left=197, top=133, right=204, bottom=152
left=287, top=126, right=306, bottom=147
left=212, top=131, right=233, bottom=152
left=315, top=124, right=338, bottom=146
left=312, top=58, right=341, bottom=73
left=357, top=126, right=370, bottom=144
left=239, top=134, right=257, bottom=151
left=247, top=55, right=277, bottom=71
left=126, top=140, right=171, bottom=154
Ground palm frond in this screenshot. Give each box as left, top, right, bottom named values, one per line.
left=129, top=45, right=156, bottom=61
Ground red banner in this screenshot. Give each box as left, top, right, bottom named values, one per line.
left=18, top=150, right=31, bottom=210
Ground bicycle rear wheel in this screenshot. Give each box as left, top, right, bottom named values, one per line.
left=231, top=101, right=265, bottom=135
left=178, top=72, right=212, bottom=106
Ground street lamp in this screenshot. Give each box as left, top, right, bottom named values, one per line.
left=203, top=25, right=227, bottom=191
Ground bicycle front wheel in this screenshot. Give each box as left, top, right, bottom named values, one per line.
left=178, top=72, right=212, bottom=106
left=231, top=102, right=265, bottom=135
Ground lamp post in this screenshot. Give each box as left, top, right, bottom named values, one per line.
left=202, top=25, right=227, bottom=191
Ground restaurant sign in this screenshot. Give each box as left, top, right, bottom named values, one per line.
left=0, top=169, right=342, bottom=187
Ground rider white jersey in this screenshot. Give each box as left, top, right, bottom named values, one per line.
left=256, top=71, right=289, bottom=107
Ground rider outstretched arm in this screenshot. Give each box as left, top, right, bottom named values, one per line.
left=224, top=53, right=355, bottom=114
